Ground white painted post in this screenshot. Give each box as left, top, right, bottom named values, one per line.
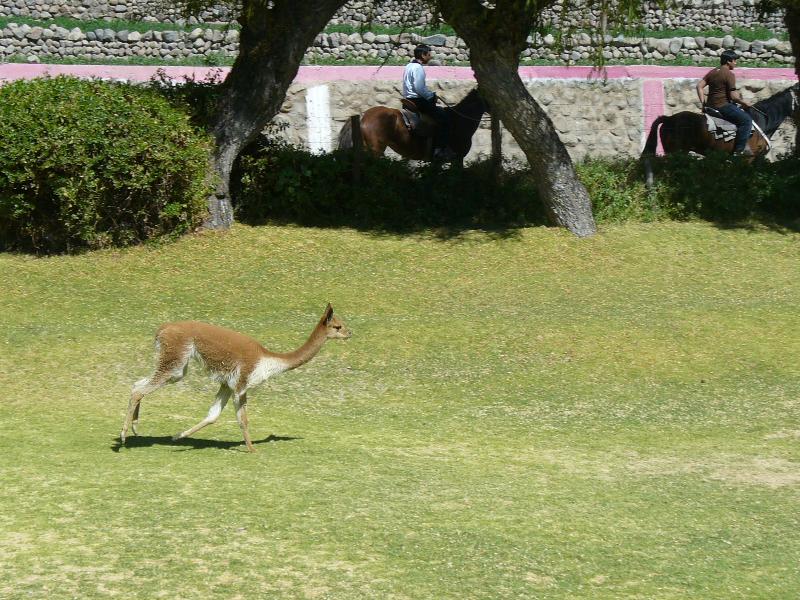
left=305, top=84, right=332, bottom=154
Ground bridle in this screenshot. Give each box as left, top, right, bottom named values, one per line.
left=439, top=95, right=491, bottom=123
left=746, top=84, right=797, bottom=124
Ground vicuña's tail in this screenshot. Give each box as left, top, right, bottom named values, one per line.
left=641, top=115, right=667, bottom=157
left=337, top=118, right=354, bottom=150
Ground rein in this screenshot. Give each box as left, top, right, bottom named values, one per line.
left=439, top=96, right=491, bottom=122
left=749, top=84, right=798, bottom=136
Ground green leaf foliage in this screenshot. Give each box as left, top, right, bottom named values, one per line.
left=233, top=138, right=547, bottom=233
left=0, top=76, right=212, bottom=253
left=233, top=139, right=800, bottom=231
left=638, top=153, right=800, bottom=223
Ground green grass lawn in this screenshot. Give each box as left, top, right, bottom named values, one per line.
left=1, top=222, right=798, bottom=598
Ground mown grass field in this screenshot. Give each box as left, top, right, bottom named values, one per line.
left=1, top=222, right=799, bottom=598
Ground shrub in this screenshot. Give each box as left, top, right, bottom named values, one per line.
left=0, top=76, right=212, bottom=253
left=580, top=154, right=800, bottom=226
left=577, top=158, right=662, bottom=222
left=148, top=68, right=226, bottom=131
left=233, top=136, right=799, bottom=232
left=232, top=138, right=546, bottom=233
left=645, top=152, right=800, bottom=223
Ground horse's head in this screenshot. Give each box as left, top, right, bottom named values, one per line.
left=468, top=87, right=490, bottom=114
left=752, top=82, right=800, bottom=136
left=448, top=88, right=489, bottom=121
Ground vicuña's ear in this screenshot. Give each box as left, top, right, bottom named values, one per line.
left=324, top=303, right=334, bottom=323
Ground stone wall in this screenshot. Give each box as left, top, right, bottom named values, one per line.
left=0, top=64, right=794, bottom=159
left=331, top=1, right=788, bottom=35
left=0, top=22, right=240, bottom=61
left=0, top=0, right=234, bottom=23
left=272, top=76, right=796, bottom=162
left=0, top=0, right=793, bottom=66
left=1, top=26, right=794, bottom=66
left=0, top=0, right=788, bottom=33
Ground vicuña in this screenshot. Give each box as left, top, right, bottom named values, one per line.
left=120, top=304, right=351, bottom=452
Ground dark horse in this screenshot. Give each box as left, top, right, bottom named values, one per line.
left=642, top=83, right=799, bottom=184
left=337, top=88, right=488, bottom=162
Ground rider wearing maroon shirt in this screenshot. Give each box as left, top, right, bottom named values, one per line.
left=696, top=50, right=753, bottom=155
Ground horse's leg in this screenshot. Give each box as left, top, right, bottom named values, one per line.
left=747, top=133, right=767, bottom=158
left=359, top=109, right=390, bottom=156
left=365, top=136, right=388, bottom=155
left=360, top=128, right=386, bottom=155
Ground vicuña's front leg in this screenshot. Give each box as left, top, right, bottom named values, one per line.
left=173, top=385, right=231, bottom=442
left=233, top=393, right=256, bottom=452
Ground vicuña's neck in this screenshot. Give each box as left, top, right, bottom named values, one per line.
left=274, top=321, right=327, bottom=370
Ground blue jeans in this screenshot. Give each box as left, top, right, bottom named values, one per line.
left=717, top=103, right=753, bottom=152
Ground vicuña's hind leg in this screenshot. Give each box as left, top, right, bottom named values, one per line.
left=120, top=357, right=188, bottom=444
left=172, top=384, right=232, bottom=442
left=233, top=392, right=256, bottom=453
left=121, top=374, right=172, bottom=443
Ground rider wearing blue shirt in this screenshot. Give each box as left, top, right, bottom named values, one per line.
left=402, top=44, right=452, bottom=159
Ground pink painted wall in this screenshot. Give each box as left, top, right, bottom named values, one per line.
left=2, top=63, right=794, bottom=85
left=1, top=63, right=795, bottom=157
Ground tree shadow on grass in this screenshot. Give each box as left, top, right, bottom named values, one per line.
left=111, top=434, right=302, bottom=453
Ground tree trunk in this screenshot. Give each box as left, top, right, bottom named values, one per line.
left=437, top=0, right=597, bottom=237
left=205, top=0, right=346, bottom=229
left=473, top=59, right=597, bottom=236
left=785, top=4, right=800, bottom=154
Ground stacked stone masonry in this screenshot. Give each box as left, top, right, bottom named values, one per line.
left=0, top=27, right=795, bottom=66
left=332, top=1, right=787, bottom=35
left=274, top=77, right=795, bottom=162
left=0, top=0, right=792, bottom=64
left=0, top=0, right=787, bottom=33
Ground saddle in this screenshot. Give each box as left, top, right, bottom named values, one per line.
left=702, top=106, right=750, bottom=143
left=399, top=98, right=436, bottom=138
left=702, top=106, right=770, bottom=152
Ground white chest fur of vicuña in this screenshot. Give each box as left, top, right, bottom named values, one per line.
left=246, top=356, right=290, bottom=388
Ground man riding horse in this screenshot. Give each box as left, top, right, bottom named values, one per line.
left=695, top=50, right=753, bottom=156
left=402, top=44, right=456, bottom=161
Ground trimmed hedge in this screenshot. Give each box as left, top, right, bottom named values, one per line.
left=233, top=139, right=800, bottom=232
left=0, top=76, right=211, bottom=253
left=232, top=138, right=547, bottom=233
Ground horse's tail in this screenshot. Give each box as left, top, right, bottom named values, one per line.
left=337, top=117, right=354, bottom=150
left=641, top=115, right=667, bottom=189
left=641, top=115, right=667, bottom=157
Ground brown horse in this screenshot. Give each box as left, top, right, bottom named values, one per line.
left=337, top=88, right=488, bottom=162
left=642, top=83, right=799, bottom=185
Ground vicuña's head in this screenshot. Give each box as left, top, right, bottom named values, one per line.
left=321, top=303, right=352, bottom=339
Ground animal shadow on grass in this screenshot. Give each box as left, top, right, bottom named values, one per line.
left=111, top=434, right=301, bottom=453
